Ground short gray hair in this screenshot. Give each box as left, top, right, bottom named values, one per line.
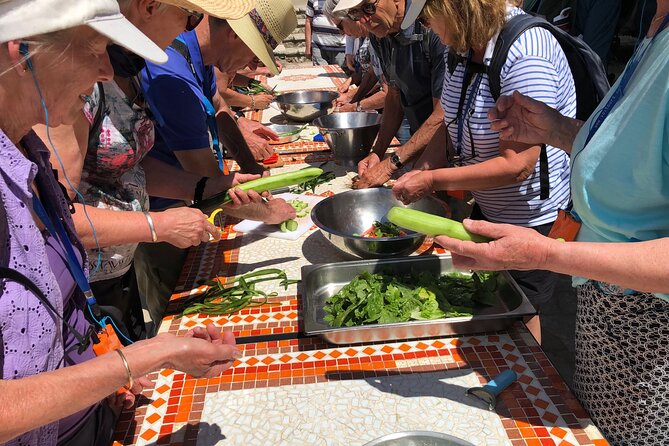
left=324, top=0, right=346, bottom=23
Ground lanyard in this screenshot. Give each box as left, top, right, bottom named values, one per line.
left=455, top=53, right=483, bottom=158
left=175, top=37, right=227, bottom=174
left=585, top=13, right=669, bottom=146
left=31, top=194, right=98, bottom=310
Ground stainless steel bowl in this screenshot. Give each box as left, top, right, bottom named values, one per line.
left=364, top=431, right=474, bottom=446
left=265, top=124, right=303, bottom=145
left=274, top=90, right=339, bottom=122
left=313, top=112, right=382, bottom=167
left=310, top=188, right=447, bottom=259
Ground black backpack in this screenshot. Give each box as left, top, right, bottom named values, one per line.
left=447, top=13, right=610, bottom=198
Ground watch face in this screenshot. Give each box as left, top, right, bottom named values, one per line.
left=391, top=154, right=402, bottom=168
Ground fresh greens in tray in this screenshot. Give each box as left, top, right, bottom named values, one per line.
left=323, top=271, right=498, bottom=328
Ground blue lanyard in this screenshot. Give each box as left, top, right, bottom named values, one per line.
left=176, top=37, right=225, bottom=173
left=585, top=13, right=669, bottom=146
left=31, top=194, right=97, bottom=309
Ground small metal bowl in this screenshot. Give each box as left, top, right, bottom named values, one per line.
left=274, top=90, right=339, bottom=122
left=266, top=124, right=303, bottom=145
left=314, top=112, right=382, bottom=167
left=364, top=431, right=474, bottom=446
left=310, top=188, right=447, bottom=259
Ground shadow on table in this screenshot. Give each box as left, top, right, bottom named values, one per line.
left=144, top=421, right=226, bottom=446
left=301, top=230, right=351, bottom=265
left=318, top=72, right=348, bottom=79
left=324, top=368, right=485, bottom=410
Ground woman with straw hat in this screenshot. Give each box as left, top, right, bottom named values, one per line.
left=0, top=1, right=248, bottom=444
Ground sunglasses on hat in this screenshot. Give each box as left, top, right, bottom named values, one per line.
left=346, top=0, right=380, bottom=22
left=178, top=7, right=205, bottom=32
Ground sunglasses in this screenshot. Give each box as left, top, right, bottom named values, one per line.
left=179, top=7, right=204, bottom=31
left=346, top=0, right=380, bottom=21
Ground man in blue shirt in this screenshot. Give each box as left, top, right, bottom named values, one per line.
left=333, top=0, right=446, bottom=188
left=142, top=0, right=298, bottom=215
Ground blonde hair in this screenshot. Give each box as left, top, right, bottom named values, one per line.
left=422, top=0, right=507, bottom=53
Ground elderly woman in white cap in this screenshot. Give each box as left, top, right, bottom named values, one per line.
left=33, top=0, right=265, bottom=341
left=0, top=1, right=244, bottom=445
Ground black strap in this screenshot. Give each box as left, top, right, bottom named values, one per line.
left=0, top=267, right=99, bottom=361
left=193, top=176, right=209, bottom=204
left=487, top=14, right=552, bottom=200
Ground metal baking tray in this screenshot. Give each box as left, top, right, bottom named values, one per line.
left=301, top=255, right=536, bottom=344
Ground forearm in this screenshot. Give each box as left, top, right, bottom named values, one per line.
left=222, top=201, right=272, bottom=221
left=0, top=336, right=170, bottom=443
left=371, top=87, right=404, bottom=157
left=357, top=89, right=386, bottom=112
left=305, top=19, right=312, bottom=53
left=350, top=69, right=380, bottom=103
left=414, top=121, right=448, bottom=170
left=550, top=117, right=584, bottom=154
left=220, top=87, right=252, bottom=108
left=545, top=238, right=669, bottom=293
left=143, top=156, right=206, bottom=201
left=72, top=204, right=155, bottom=248
left=393, top=103, right=443, bottom=164
left=217, top=113, right=264, bottom=174
left=430, top=148, right=540, bottom=191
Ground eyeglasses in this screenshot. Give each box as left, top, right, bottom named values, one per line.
left=346, top=0, right=380, bottom=22
left=334, top=19, right=345, bottom=32
left=179, top=7, right=204, bottom=32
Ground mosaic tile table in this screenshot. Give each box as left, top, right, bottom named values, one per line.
left=113, top=162, right=608, bottom=445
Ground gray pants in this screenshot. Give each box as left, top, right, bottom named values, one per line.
left=312, top=46, right=345, bottom=67
left=134, top=241, right=188, bottom=336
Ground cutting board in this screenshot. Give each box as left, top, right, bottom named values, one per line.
left=232, top=193, right=325, bottom=240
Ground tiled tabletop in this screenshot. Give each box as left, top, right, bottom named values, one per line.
left=112, top=67, right=608, bottom=446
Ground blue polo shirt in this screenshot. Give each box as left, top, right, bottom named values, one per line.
left=141, top=30, right=217, bottom=209
left=368, top=12, right=446, bottom=133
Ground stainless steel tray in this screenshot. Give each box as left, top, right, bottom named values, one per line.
left=301, top=255, right=536, bottom=344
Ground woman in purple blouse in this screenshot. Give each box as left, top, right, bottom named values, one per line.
left=0, top=0, right=251, bottom=444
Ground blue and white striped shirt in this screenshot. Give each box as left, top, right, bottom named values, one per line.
left=440, top=7, right=575, bottom=227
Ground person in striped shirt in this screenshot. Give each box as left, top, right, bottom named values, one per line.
left=392, top=0, right=575, bottom=343
left=306, top=0, right=347, bottom=66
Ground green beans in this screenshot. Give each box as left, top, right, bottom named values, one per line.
left=387, top=207, right=492, bottom=242
left=179, top=268, right=299, bottom=316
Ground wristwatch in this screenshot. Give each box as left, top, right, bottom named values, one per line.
left=390, top=153, right=403, bottom=169
left=356, top=101, right=363, bottom=112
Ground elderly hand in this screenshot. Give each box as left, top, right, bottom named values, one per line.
left=435, top=218, right=556, bottom=271
left=354, top=156, right=394, bottom=189
left=152, top=208, right=221, bottom=247
left=357, top=152, right=381, bottom=177
left=109, top=375, right=153, bottom=413
left=238, top=118, right=278, bottom=160
left=488, top=91, right=563, bottom=145
left=392, top=170, right=433, bottom=204
left=261, top=198, right=297, bottom=224
left=251, top=93, right=274, bottom=110
left=161, top=325, right=242, bottom=378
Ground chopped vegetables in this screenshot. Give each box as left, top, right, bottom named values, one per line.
left=178, top=268, right=298, bottom=316
left=279, top=199, right=310, bottom=232
left=355, top=221, right=406, bottom=238
left=323, top=271, right=498, bottom=328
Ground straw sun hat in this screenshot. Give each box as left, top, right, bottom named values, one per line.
left=228, top=0, right=297, bottom=75
left=160, top=0, right=255, bottom=20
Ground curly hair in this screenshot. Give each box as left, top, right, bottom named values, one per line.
left=421, top=0, right=510, bottom=53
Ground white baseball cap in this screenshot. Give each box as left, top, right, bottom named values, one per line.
left=401, top=0, right=427, bottom=30
left=332, top=0, right=364, bottom=13
left=0, top=0, right=168, bottom=64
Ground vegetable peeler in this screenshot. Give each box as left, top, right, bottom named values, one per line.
left=465, top=369, right=518, bottom=410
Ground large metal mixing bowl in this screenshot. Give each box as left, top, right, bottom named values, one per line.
left=310, top=188, right=446, bottom=259
left=313, top=112, right=381, bottom=167
left=364, top=431, right=474, bottom=446
left=274, top=90, right=339, bottom=122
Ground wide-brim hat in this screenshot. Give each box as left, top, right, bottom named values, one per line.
left=228, top=0, right=297, bottom=75
left=401, top=0, right=427, bottom=29
left=0, top=0, right=167, bottom=64
left=160, top=0, right=255, bottom=20
left=332, top=0, right=365, bottom=13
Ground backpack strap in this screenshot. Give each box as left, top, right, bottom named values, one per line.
left=487, top=14, right=551, bottom=200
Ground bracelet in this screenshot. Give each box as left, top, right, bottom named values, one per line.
left=250, top=95, right=256, bottom=109
left=193, top=176, right=209, bottom=204
left=143, top=211, right=158, bottom=243
left=115, top=349, right=134, bottom=391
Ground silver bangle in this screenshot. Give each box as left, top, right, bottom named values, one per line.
left=143, top=211, right=158, bottom=242
left=250, top=95, right=256, bottom=109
